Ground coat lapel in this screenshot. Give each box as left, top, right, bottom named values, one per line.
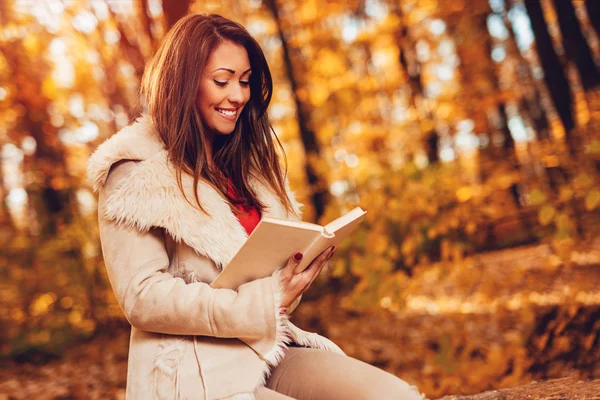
left=88, top=114, right=302, bottom=270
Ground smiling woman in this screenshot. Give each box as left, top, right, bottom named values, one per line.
left=196, top=42, right=252, bottom=141
left=88, top=13, right=423, bottom=400
left=138, top=13, right=290, bottom=218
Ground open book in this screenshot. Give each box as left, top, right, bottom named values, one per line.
left=211, top=207, right=367, bottom=289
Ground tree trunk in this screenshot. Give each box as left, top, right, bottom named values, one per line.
left=439, top=377, right=600, bottom=399
left=497, top=103, right=515, bottom=152
left=0, top=38, right=74, bottom=236
left=162, top=0, right=190, bottom=30
left=523, top=0, right=576, bottom=153
left=137, top=0, right=157, bottom=50
left=264, top=0, right=329, bottom=220
left=521, top=91, right=550, bottom=140
left=392, top=6, right=440, bottom=165
left=553, top=0, right=600, bottom=91
left=585, top=0, right=600, bottom=39
left=501, top=6, right=551, bottom=141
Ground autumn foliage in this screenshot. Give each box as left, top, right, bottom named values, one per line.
left=1, top=0, right=600, bottom=398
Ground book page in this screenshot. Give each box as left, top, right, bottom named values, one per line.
left=259, top=218, right=323, bottom=231
left=293, top=208, right=367, bottom=274
left=211, top=207, right=366, bottom=289
left=211, top=219, right=323, bottom=289
left=324, top=207, right=366, bottom=234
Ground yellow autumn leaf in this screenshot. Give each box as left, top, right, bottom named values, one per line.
left=314, top=48, right=347, bottom=77
left=555, top=212, right=573, bottom=235
left=585, top=189, right=600, bottom=211
left=308, top=84, right=329, bottom=107
left=456, top=186, right=473, bottom=202
left=574, top=173, right=594, bottom=190
left=558, top=187, right=574, bottom=203
left=41, top=76, right=58, bottom=99
left=427, top=227, right=437, bottom=239
left=449, top=216, right=460, bottom=228
left=498, top=174, right=514, bottom=189
left=29, top=292, right=57, bottom=316
left=299, top=0, right=318, bottom=23
left=22, top=34, right=40, bottom=54
left=529, top=188, right=546, bottom=206
left=588, top=139, right=600, bottom=154
left=372, top=235, right=389, bottom=255
left=331, top=259, right=346, bottom=277
left=68, top=310, right=83, bottom=325
left=387, top=245, right=399, bottom=259
left=538, top=205, right=556, bottom=226
left=465, top=222, right=477, bottom=234
left=379, top=296, right=392, bottom=309
left=401, top=237, right=416, bottom=256
left=542, top=154, right=560, bottom=167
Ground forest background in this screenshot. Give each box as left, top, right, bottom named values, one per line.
left=1, top=0, right=600, bottom=398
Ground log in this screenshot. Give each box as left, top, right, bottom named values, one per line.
left=438, top=377, right=600, bottom=399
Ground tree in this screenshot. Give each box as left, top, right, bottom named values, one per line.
left=392, top=5, right=440, bottom=164
left=523, top=0, right=575, bottom=152
left=0, top=7, right=74, bottom=236
left=552, top=0, right=600, bottom=91
left=585, top=0, right=600, bottom=39
left=163, top=0, right=191, bottom=30
left=264, top=0, right=330, bottom=220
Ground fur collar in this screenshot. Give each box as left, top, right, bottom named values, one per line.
left=87, top=114, right=302, bottom=270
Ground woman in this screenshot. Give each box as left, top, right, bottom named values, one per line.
left=88, top=13, right=423, bottom=400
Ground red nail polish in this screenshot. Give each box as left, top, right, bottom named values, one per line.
left=293, top=252, right=303, bottom=261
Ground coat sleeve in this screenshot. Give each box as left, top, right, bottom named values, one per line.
left=97, top=160, right=284, bottom=340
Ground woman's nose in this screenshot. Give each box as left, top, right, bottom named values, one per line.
left=227, top=84, right=245, bottom=104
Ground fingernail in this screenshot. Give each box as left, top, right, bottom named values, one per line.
left=327, top=247, right=335, bottom=259
left=293, top=252, right=303, bottom=261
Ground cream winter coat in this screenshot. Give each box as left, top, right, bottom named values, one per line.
left=87, top=115, right=344, bottom=400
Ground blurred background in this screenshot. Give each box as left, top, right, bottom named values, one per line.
left=1, top=0, right=599, bottom=398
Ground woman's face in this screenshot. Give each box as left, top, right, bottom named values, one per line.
left=197, top=41, right=252, bottom=138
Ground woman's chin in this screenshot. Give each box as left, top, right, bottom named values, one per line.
left=207, top=118, right=239, bottom=136
left=216, top=129, right=235, bottom=136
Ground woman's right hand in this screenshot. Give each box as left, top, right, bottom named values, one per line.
left=279, top=246, right=335, bottom=309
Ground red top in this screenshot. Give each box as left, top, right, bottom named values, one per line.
left=227, top=179, right=261, bottom=235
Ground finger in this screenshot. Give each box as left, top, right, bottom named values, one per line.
left=307, top=260, right=328, bottom=287
left=316, top=245, right=335, bottom=262
left=315, top=250, right=334, bottom=276
left=302, top=246, right=335, bottom=282
left=282, top=252, right=303, bottom=279
left=304, top=245, right=335, bottom=274
left=300, top=271, right=316, bottom=293
left=301, top=256, right=322, bottom=277
left=313, top=247, right=335, bottom=279
left=299, top=259, right=328, bottom=295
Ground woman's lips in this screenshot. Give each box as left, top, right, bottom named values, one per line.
left=216, top=108, right=237, bottom=121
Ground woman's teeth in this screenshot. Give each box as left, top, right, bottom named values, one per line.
left=217, top=109, right=236, bottom=116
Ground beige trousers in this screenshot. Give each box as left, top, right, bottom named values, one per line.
left=255, top=347, right=423, bottom=400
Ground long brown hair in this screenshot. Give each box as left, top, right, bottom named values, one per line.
left=140, top=13, right=296, bottom=217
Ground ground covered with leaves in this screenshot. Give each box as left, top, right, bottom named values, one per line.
left=1, top=242, right=599, bottom=399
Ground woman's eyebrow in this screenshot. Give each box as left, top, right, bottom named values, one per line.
left=212, top=67, right=252, bottom=74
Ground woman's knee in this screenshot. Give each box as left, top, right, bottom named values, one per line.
left=273, top=348, right=424, bottom=399
left=371, top=375, right=424, bottom=400
left=348, top=365, right=423, bottom=400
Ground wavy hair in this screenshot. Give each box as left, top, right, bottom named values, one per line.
left=139, top=13, right=296, bottom=216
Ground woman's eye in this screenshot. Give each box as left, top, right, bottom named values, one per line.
left=240, top=81, right=250, bottom=87
left=213, top=80, right=227, bottom=87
